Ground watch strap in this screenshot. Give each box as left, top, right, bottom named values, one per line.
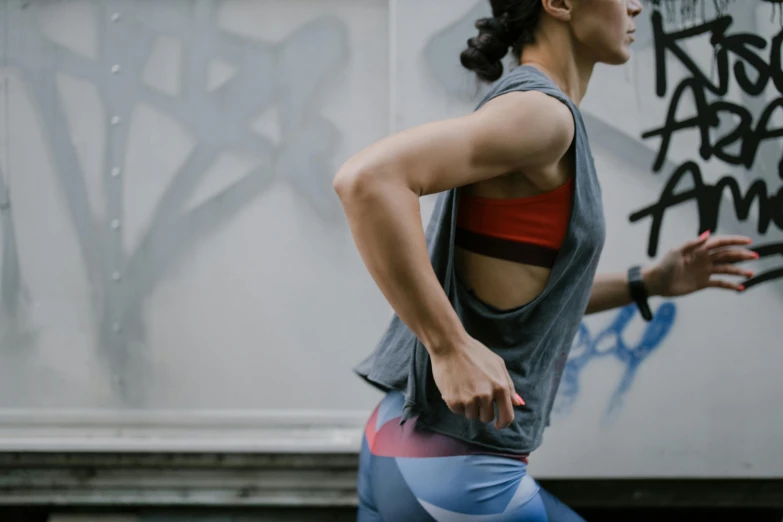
left=628, top=265, right=653, bottom=321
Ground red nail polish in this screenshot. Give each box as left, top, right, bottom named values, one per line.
left=738, top=285, right=745, bottom=292
left=515, top=393, right=525, bottom=406
left=699, top=230, right=711, bottom=240
left=753, top=252, right=760, bottom=259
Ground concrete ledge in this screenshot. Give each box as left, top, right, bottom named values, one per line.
left=2, top=452, right=782, bottom=509
left=0, top=410, right=366, bottom=453
left=0, top=452, right=360, bottom=507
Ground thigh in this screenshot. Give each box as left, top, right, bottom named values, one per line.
left=363, top=447, right=546, bottom=521
left=358, top=392, right=583, bottom=521
left=356, top=436, right=384, bottom=522
left=504, top=485, right=586, bottom=522
left=360, top=448, right=584, bottom=522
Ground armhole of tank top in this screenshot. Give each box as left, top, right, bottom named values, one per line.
left=475, top=72, right=580, bottom=158
left=456, top=82, right=581, bottom=316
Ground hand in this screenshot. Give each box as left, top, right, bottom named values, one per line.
left=645, top=231, right=758, bottom=297
left=430, top=337, right=525, bottom=430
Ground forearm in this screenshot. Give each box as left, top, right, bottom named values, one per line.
left=585, top=267, right=660, bottom=315
left=334, top=170, right=469, bottom=355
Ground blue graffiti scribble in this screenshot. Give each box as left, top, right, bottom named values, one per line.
left=554, top=302, right=677, bottom=424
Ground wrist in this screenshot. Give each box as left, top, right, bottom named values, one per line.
left=628, top=265, right=654, bottom=321
left=641, top=265, right=663, bottom=297
left=421, top=322, right=471, bottom=358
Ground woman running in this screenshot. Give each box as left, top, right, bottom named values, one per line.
left=334, top=1, right=757, bottom=520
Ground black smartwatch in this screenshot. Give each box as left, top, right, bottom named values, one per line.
left=628, top=265, right=653, bottom=321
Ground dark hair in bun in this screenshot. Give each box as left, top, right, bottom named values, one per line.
left=460, top=1, right=543, bottom=82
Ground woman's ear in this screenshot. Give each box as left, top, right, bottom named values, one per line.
left=541, top=0, right=574, bottom=22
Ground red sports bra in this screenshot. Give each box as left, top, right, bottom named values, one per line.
left=455, top=177, right=574, bottom=268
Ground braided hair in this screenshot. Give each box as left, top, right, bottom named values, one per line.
left=460, top=0, right=543, bottom=82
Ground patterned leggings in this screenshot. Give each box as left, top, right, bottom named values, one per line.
left=357, top=391, right=585, bottom=522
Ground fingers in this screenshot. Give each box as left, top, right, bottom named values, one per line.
left=506, top=371, right=524, bottom=407
left=710, top=248, right=759, bottom=264
left=494, top=389, right=515, bottom=430
left=683, top=232, right=753, bottom=254
left=706, top=279, right=745, bottom=292
left=462, top=400, right=478, bottom=421
left=463, top=388, right=520, bottom=428
left=478, top=395, right=496, bottom=424
left=682, top=230, right=712, bottom=252
left=440, top=355, right=524, bottom=429
left=711, top=263, right=754, bottom=278
left=703, top=235, right=753, bottom=251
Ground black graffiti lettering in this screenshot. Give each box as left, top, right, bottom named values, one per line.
left=641, top=80, right=783, bottom=173
left=642, top=79, right=713, bottom=172
left=768, top=184, right=783, bottom=234
left=744, top=241, right=783, bottom=289
left=713, top=177, right=772, bottom=234
left=642, top=80, right=783, bottom=173
left=630, top=161, right=780, bottom=257
left=775, top=185, right=783, bottom=229
left=710, top=101, right=753, bottom=165
left=651, top=10, right=732, bottom=97
left=633, top=11, right=783, bottom=290
left=727, top=33, right=770, bottom=95
left=652, top=11, right=783, bottom=98
left=630, top=162, right=708, bottom=257
left=745, top=98, right=783, bottom=175
left=771, top=29, right=783, bottom=93
left=646, top=12, right=783, bottom=174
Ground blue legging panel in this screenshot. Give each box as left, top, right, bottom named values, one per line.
left=357, top=392, right=585, bottom=521
left=358, top=437, right=584, bottom=522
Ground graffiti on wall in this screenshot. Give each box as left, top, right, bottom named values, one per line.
left=0, top=0, right=347, bottom=405
left=0, top=167, right=21, bottom=332
left=631, top=6, right=783, bottom=291
left=553, top=303, right=676, bottom=423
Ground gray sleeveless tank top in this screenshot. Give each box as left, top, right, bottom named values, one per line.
left=354, top=65, right=606, bottom=455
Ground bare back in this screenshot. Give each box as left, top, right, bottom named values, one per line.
left=455, top=143, right=576, bottom=311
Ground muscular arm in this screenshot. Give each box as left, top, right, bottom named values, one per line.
left=334, top=91, right=574, bottom=353
left=333, top=91, right=574, bottom=429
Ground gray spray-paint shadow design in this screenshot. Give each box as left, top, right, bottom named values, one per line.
left=2, top=0, right=348, bottom=406
left=0, top=0, right=36, bottom=355
left=0, top=168, right=18, bottom=319
left=424, top=2, right=492, bottom=101
left=0, top=164, right=35, bottom=353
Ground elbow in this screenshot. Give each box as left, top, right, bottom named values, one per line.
left=332, top=165, right=362, bottom=201
left=333, top=163, right=385, bottom=204
left=334, top=155, right=413, bottom=208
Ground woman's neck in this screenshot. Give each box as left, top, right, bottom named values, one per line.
left=519, top=25, right=594, bottom=105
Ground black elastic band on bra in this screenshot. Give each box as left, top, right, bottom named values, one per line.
left=454, top=227, right=558, bottom=268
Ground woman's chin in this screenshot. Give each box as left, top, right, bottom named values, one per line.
left=602, top=47, right=632, bottom=66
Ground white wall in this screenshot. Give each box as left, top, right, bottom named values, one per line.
left=0, top=0, right=781, bottom=478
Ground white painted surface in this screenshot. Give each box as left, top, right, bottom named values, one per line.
left=0, top=0, right=781, bottom=479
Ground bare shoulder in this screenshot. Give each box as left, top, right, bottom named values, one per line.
left=472, top=90, right=575, bottom=168
left=479, top=89, right=574, bottom=127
